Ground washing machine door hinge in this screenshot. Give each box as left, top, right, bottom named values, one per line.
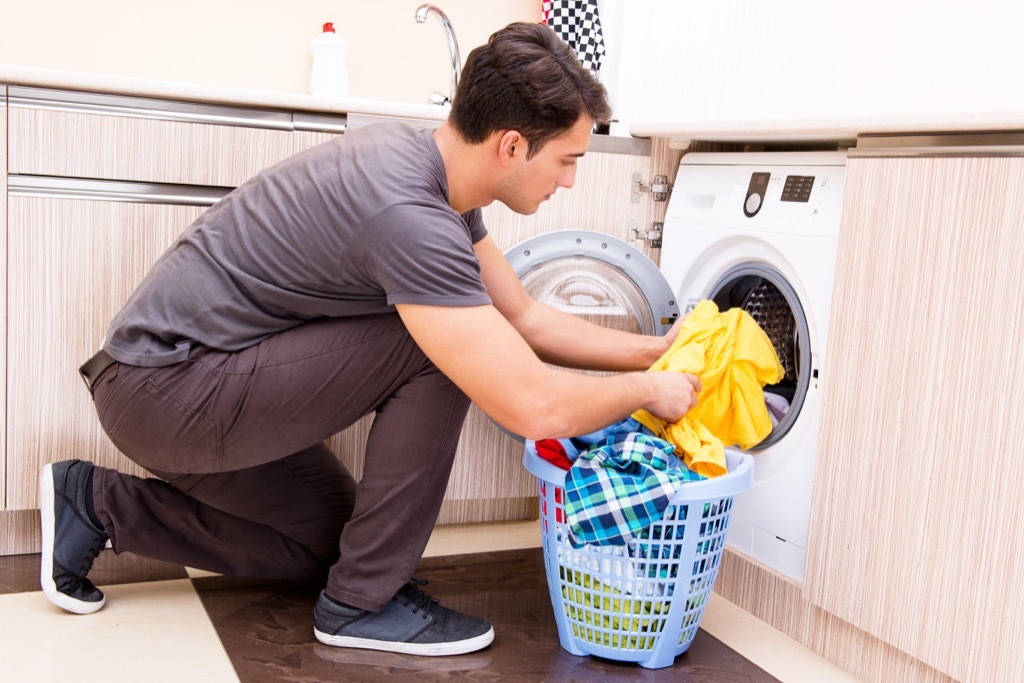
left=631, top=173, right=672, bottom=202
left=630, top=221, right=664, bottom=248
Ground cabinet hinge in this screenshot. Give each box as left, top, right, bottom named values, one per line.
left=630, top=221, right=664, bottom=248
left=631, top=173, right=672, bottom=202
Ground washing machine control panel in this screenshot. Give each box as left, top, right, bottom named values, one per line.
left=744, top=171, right=820, bottom=218
left=666, top=152, right=847, bottom=238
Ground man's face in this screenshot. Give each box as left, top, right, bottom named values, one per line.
left=500, top=116, right=593, bottom=215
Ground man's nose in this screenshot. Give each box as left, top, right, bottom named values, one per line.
left=559, top=165, right=578, bottom=189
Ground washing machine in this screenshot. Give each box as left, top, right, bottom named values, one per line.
left=506, top=151, right=847, bottom=583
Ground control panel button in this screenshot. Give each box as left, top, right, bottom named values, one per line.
left=781, top=175, right=815, bottom=202
left=745, top=193, right=762, bottom=215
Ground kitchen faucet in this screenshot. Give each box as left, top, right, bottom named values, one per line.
left=414, top=4, right=461, bottom=105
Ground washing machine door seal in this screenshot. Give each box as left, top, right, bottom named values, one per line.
left=504, top=230, right=680, bottom=337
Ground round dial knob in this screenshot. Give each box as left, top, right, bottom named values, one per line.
left=745, top=193, right=762, bottom=215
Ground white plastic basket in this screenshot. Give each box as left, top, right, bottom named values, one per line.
left=523, top=442, right=754, bottom=669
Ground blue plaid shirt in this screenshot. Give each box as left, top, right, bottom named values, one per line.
left=564, top=429, right=705, bottom=548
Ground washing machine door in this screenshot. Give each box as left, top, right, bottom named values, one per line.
left=504, top=230, right=680, bottom=337
left=498, top=230, right=679, bottom=442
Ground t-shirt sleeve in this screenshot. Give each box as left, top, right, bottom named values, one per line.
left=464, top=207, right=488, bottom=244
left=355, top=203, right=492, bottom=308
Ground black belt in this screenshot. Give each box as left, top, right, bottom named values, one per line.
left=79, top=349, right=118, bottom=394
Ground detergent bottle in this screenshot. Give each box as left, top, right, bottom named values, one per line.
left=310, top=22, right=349, bottom=97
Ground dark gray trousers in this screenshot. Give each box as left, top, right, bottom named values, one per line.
left=90, top=313, right=470, bottom=611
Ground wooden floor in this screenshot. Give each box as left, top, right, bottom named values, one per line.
left=1, top=521, right=862, bottom=682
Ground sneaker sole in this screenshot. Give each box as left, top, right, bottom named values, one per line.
left=39, top=463, right=105, bottom=615
left=313, top=625, right=494, bottom=657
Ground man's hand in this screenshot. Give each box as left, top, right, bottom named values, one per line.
left=642, top=371, right=701, bottom=423
left=658, top=316, right=685, bottom=358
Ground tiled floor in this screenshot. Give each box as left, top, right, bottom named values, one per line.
left=1, top=521, right=860, bottom=682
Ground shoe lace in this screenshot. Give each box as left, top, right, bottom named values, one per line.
left=399, top=578, right=440, bottom=615
left=77, top=532, right=106, bottom=574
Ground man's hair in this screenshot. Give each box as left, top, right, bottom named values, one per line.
left=449, top=22, right=612, bottom=160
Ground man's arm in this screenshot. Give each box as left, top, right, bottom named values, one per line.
left=473, top=235, right=677, bottom=371
left=396, top=301, right=698, bottom=441
left=394, top=235, right=698, bottom=440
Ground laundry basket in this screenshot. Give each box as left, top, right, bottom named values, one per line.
left=523, top=442, right=754, bottom=669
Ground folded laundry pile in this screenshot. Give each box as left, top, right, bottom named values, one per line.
left=531, top=300, right=784, bottom=550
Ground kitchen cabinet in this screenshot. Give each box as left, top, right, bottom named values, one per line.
left=0, top=88, right=340, bottom=552
left=5, top=87, right=343, bottom=185
left=0, top=89, right=8, bottom=524
left=9, top=107, right=298, bottom=188
left=716, top=152, right=1024, bottom=683
left=807, top=154, right=1024, bottom=682
left=614, top=3, right=1024, bottom=132
left=5, top=197, right=205, bottom=514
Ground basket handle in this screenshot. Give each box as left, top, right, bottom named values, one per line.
left=524, top=441, right=755, bottom=498
left=522, top=441, right=570, bottom=486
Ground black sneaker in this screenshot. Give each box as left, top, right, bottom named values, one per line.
left=313, top=580, right=494, bottom=656
left=39, top=460, right=109, bottom=614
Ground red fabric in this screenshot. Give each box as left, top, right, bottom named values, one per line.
left=536, top=439, right=572, bottom=470
left=537, top=442, right=569, bottom=522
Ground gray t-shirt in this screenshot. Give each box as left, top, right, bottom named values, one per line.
left=104, top=122, right=491, bottom=367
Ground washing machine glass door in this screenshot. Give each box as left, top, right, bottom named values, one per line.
left=505, top=230, right=679, bottom=337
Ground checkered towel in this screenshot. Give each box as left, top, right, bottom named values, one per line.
left=542, top=0, right=606, bottom=72
left=564, top=432, right=705, bottom=548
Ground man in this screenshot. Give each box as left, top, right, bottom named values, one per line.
left=39, top=22, right=701, bottom=656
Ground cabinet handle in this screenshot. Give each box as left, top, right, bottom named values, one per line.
left=8, top=175, right=230, bottom=206
left=8, top=86, right=348, bottom=133
left=853, top=132, right=1024, bottom=157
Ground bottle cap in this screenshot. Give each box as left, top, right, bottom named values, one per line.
left=323, top=22, right=336, bottom=33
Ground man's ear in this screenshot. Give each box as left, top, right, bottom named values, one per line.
left=498, top=130, right=523, bottom=165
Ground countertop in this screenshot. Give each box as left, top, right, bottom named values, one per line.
left=5, top=64, right=1024, bottom=145
left=0, top=64, right=448, bottom=123
left=630, top=108, right=1024, bottom=146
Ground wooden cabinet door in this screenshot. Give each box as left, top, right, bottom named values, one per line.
left=0, top=98, right=7, bottom=510
left=806, top=155, right=1024, bottom=682
left=5, top=197, right=203, bottom=511
left=8, top=107, right=300, bottom=188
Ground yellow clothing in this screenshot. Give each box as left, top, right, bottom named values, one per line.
left=633, top=300, right=784, bottom=478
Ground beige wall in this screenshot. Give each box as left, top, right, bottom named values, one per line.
left=0, top=1, right=541, bottom=103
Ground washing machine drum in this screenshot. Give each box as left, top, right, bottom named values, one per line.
left=505, top=230, right=679, bottom=337
left=717, top=273, right=799, bottom=385
left=703, top=263, right=811, bottom=450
